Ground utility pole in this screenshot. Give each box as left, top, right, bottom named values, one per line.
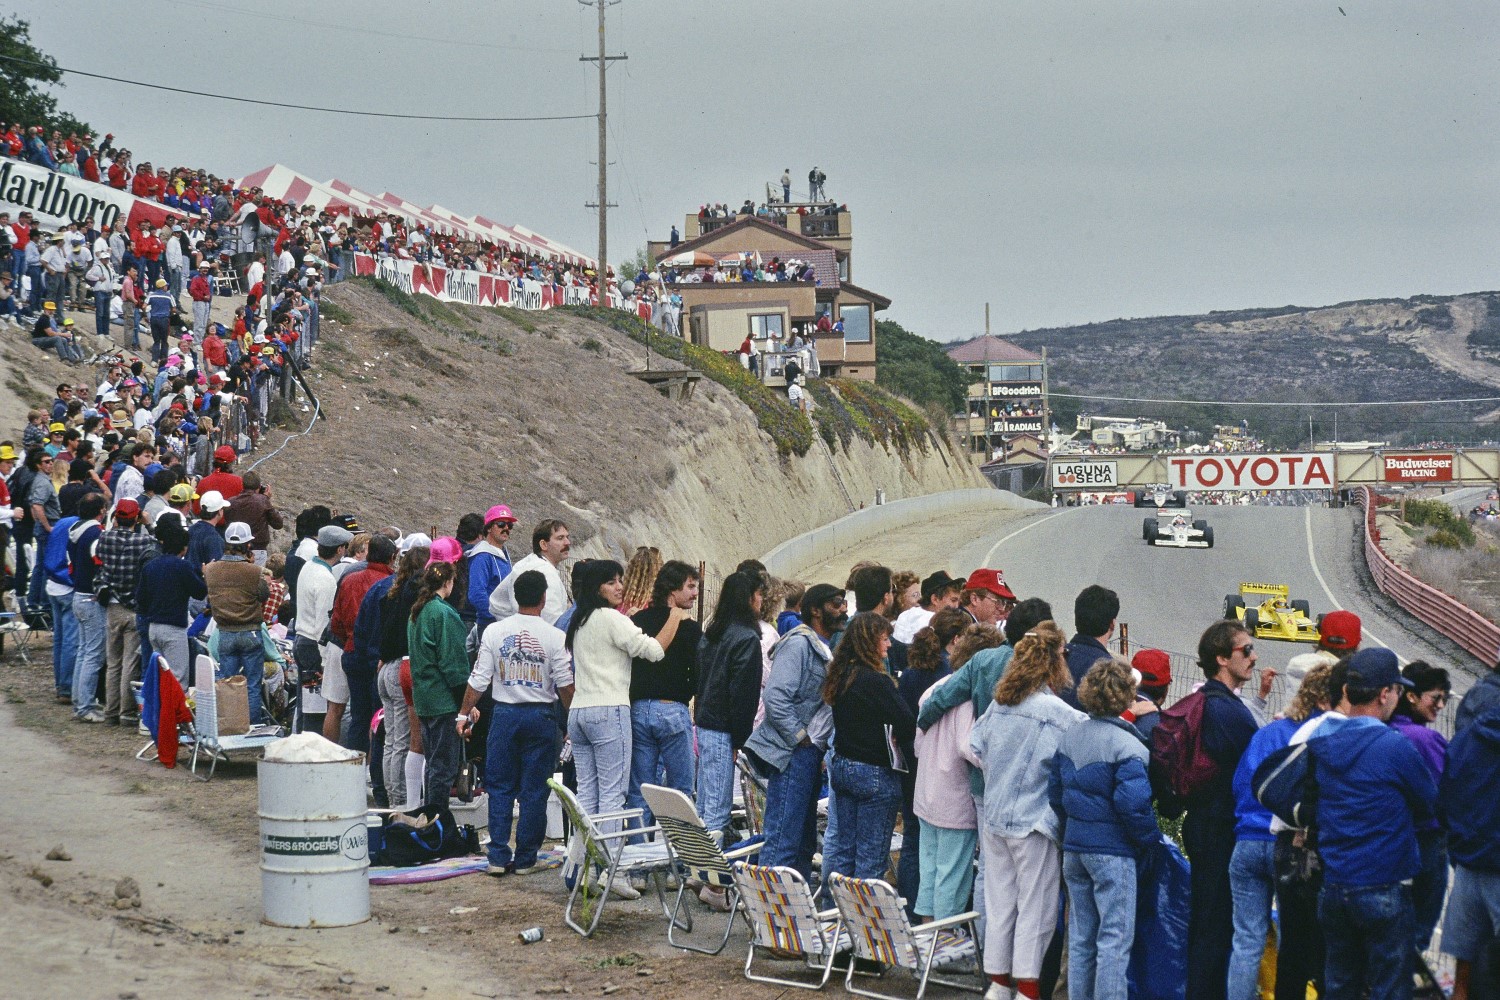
left=580, top=0, right=625, bottom=288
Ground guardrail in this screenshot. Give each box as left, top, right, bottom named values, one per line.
left=1355, top=486, right=1500, bottom=665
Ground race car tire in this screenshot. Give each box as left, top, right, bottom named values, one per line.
left=1292, top=599, right=1310, bottom=617
left=1193, top=519, right=1208, bottom=532
left=1143, top=518, right=1157, bottom=541
left=1243, top=608, right=1260, bottom=633
left=1202, top=526, right=1215, bottom=548
left=1224, top=595, right=1245, bottom=618
left=1172, top=491, right=1188, bottom=507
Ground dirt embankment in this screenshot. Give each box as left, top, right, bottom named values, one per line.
left=241, top=281, right=984, bottom=569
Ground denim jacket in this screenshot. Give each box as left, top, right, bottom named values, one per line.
left=744, top=625, right=832, bottom=773
left=969, top=690, right=1085, bottom=842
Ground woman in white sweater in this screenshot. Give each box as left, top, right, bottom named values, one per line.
left=564, top=559, right=687, bottom=893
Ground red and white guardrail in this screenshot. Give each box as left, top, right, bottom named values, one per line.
left=1355, top=486, right=1500, bottom=665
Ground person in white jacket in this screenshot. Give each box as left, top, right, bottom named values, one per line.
left=489, top=520, right=570, bottom=625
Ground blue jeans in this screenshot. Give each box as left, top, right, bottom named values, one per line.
left=49, top=590, right=78, bottom=697
left=216, top=628, right=267, bottom=725
left=93, top=290, right=111, bottom=340
left=485, top=701, right=559, bottom=868
left=567, top=704, right=632, bottom=832
left=71, top=592, right=106, bottom=715
left=822, top=755, right=901, bottom=891
left=1412, top=830, right=1448, bottom=952
left=24, top=264, right=43, bottom=313
left=627, top=699, right=696, bottom=828
left=1227, top=838, right=1278, bottom=1000
left=1063, top=851, right=1136, bottom=1000
left=695, top=727, right=735, bottom=838
left=760, top=742, right=823, bottom=881
left=1318, top=881, right=1414, bottom=1000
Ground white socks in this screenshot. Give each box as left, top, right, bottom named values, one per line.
left=404, top=752, right=426, bottom=810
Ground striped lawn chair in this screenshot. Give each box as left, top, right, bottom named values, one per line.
left=733, top=860, right=848, bottom=991
left=548, top=778, right=675, bottom=937
left=826, top=872, right=983, bottom=1000
left=735, top=751, right=767, bottom=836
left=640, top=783, right=760, bottom=954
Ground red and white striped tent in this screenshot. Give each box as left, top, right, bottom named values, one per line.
left=234, top=164, right=364, bottom=217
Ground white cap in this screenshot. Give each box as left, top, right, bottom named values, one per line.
left=397, top=531, right=432, bottom=554
left=199, top=490, right=229, bottom=513
left=224, top=521, right=254, bottom=545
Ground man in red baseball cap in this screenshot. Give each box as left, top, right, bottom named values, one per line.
left=196, top=444, right=244, bottom=508
left=1126, top=648, right=1173, bottom=741
left=960, top=567, right=1016, bottom=626
left=1318, top=609, right=1361, bottom=654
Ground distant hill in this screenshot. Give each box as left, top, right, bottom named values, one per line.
left=990, top=292, right=1500, bottom=448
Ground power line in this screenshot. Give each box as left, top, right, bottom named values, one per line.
left=0, top=54, right=592, bottom=122
left=1049, top=391, right=1500, bottom=408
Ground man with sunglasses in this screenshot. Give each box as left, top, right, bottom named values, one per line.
left=1182, top=620, right=1262, bottom=1000
left=467, top=504, right=517, bottom=635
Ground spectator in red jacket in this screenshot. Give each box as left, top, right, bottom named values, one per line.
left=107, top=153, right=129, bottom=190
left=133, top=222, right=163, bottom=287
left=202, top=325, right=229, bottom=372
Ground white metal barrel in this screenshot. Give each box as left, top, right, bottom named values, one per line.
left=258, top=755, right=370, bottom=927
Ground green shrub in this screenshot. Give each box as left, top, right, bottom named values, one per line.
left=1404, top=499, right=1475, bottom=546
left=557, top=306, right=814, bottom=457
left=1427, top=529, right=1467, bottom=550
left=805, top=379, right=932, bottom=455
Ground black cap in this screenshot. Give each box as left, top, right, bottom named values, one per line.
left=920, top=571, right=959, bottom=603
left=801, top=583, right=846, bottom=617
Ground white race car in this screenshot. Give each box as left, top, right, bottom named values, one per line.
left=1143, top=510, right=1215, bottom=548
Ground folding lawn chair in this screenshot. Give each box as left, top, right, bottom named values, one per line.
left=548, top=777, right=676, bottom=938
left=640, top=783, right=761, bottom=955
left=735, top=750, right=767, bottom=837
left=733, top=860, right=847, bottom=991
left=0, top=610, right=39, bottom=665
left=825, top=872, right=983, bottom=1000
left=188, top=653, right=283, bottom=781
left=134, top=653, right=199, bottom=764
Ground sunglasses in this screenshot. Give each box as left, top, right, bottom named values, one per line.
left=1232, top=643, right=1255, bottom=656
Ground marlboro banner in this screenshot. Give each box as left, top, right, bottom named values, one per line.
left=352, top=252, right=652, bottom=320
left=0, top=158, right=181, bottom=233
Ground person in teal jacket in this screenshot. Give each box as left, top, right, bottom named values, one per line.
left=407, top=561, right=470, bottom=809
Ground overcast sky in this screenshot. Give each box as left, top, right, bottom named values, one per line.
left=13, top=0, right=1498, bottom=337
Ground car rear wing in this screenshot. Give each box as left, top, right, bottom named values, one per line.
left=1239, top=582, right=1290, bottom=598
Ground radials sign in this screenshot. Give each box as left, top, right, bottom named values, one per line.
left=1167, top=453, right=1333, bottom=491
left=1383, top=453, right=1454, bottom=483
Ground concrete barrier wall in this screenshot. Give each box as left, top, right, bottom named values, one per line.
left=761, top=488, right=1045, bottom=578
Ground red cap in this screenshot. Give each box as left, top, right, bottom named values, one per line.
left=213, top=445, right=236, bottom=463
left=1132, top=648, right=1172, bottom=687
left=964, top=568, right=1016, bottom=601
left=1319, top=610, right=1361, bottom=651
left=115, top=498, right=141, bottom=520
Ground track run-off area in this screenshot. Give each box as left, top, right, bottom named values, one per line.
left=791, top=500, right=1488, bottom=704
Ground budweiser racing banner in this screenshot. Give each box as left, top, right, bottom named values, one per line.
left=0, top=158, right=182, bottom=234
left=352, top=253, right=651, bottom=320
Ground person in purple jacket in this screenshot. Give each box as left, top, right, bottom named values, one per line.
left=1389, top=660, right=1452, bottom=952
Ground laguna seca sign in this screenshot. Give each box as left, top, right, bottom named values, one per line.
left=1167, top=453, right=1333, bottom=491
left=1383, top=453, right=1454, bottom=482
left=1052, top=460, right=1118, bottom=488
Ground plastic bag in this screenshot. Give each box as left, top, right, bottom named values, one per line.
left=1127, top=839, right=1190, bottom=1000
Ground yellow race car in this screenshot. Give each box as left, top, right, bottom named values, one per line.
left=1222, top=583, right=1322, bottom=643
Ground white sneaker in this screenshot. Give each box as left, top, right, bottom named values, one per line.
left=605, top=876, right=641, bottom=900
left=983, top=984, right=1014, bottom=1000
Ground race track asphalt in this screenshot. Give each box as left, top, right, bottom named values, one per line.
left=979, top=502, right=1487, bottom=697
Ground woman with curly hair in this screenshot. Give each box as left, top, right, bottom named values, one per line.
left=969, top=621, right=1084, bottom=999
left=1050, top=658, right=1165, bottom=1000
left=820, top=612, right=914, bottom=893
left=618, top=546, right=662, bottom=617
left=406, top=561, right=469, bottom=809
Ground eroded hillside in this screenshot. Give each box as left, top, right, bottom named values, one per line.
left=1004, top=292, right=1500, bottom=445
